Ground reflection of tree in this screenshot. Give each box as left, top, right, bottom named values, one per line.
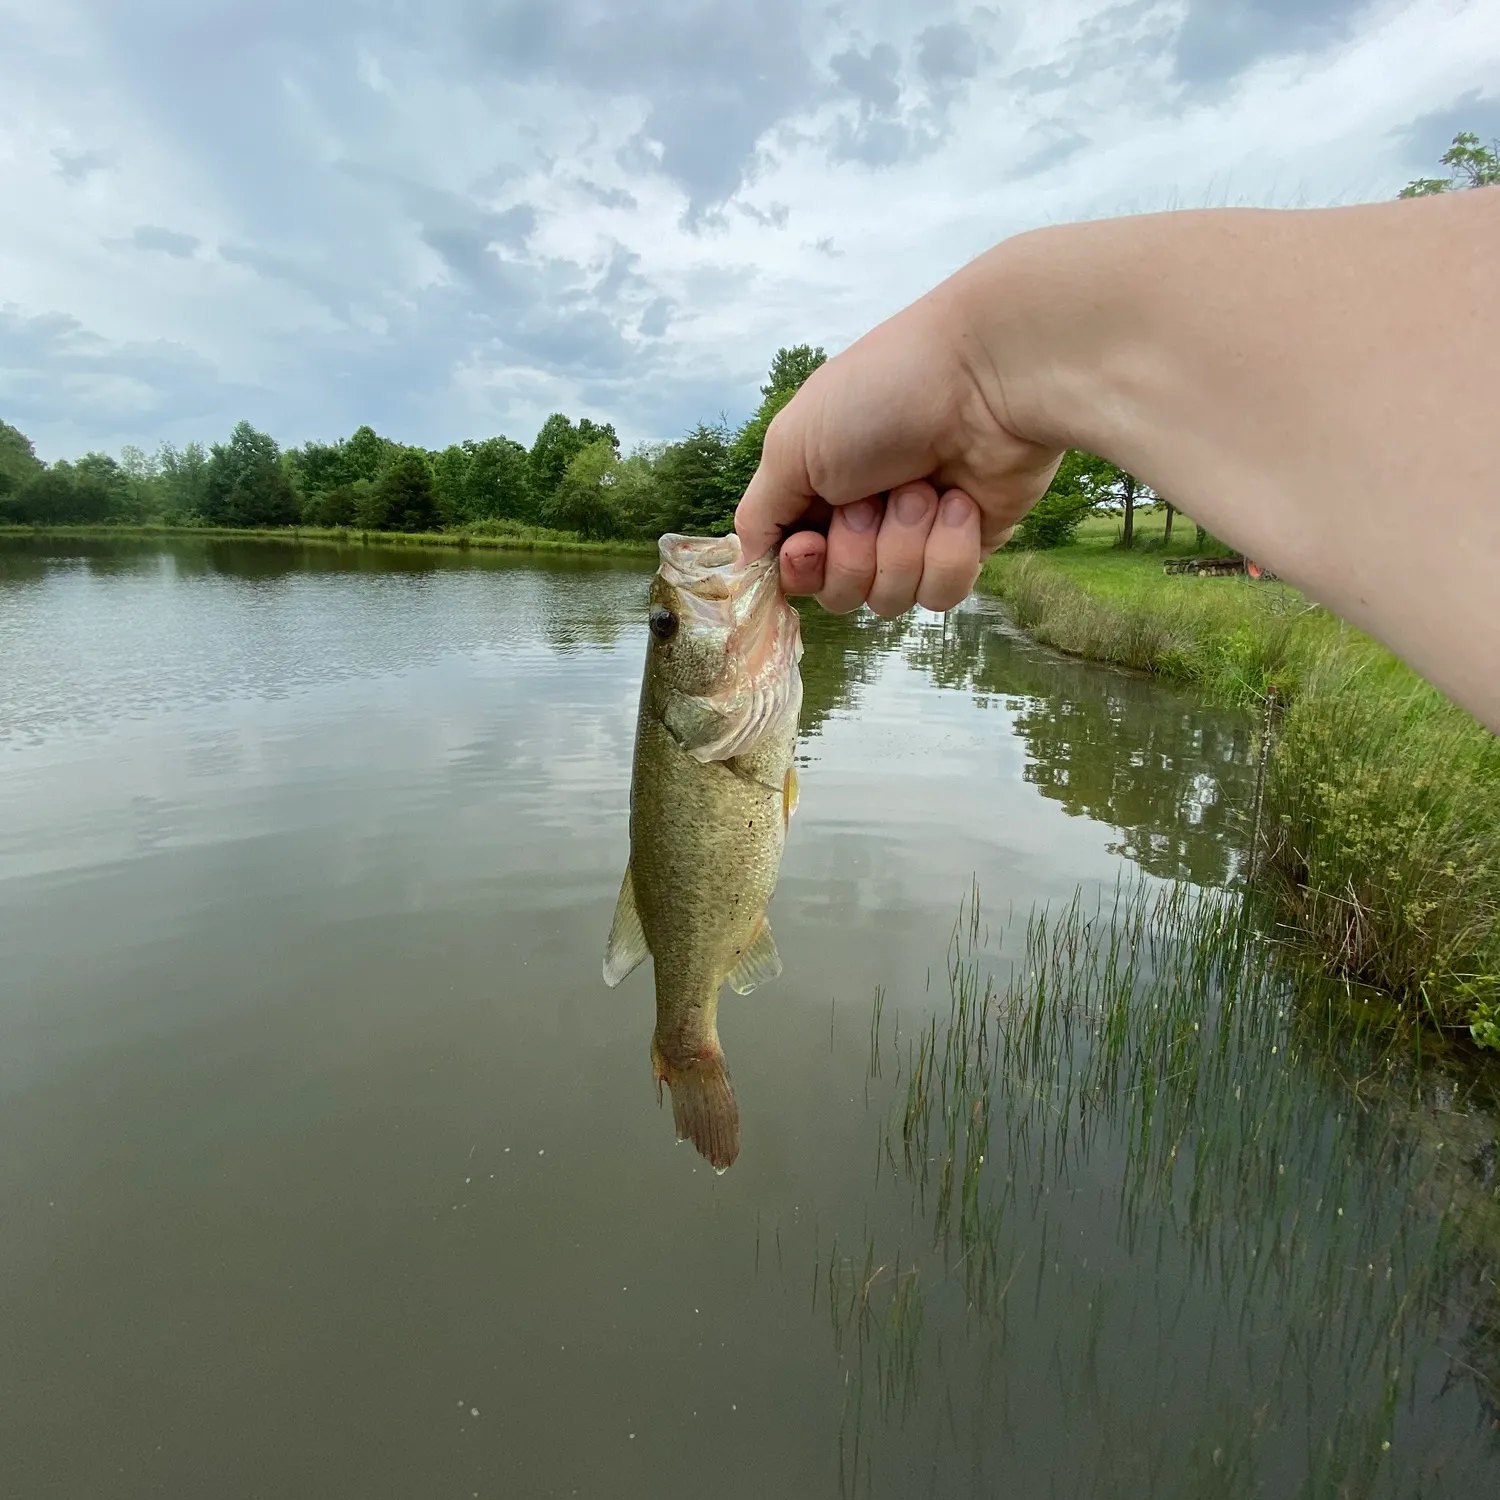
left=795, top=606, right=912, bottom=738
left=535, top=565, right=633, bottom=654
left=0, top=538, right=52, bottom=583
left=903, top=605, right=1255, bottom=885
left=0, top=534, right=172, bottom=578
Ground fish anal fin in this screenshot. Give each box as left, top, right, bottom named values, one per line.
left=652, top=1040, right=739, bottom=1171
left=602, top=866, right=649, bottom=988
left=725, top=917, right=782, bottom=995
left=783, top=765, right=799, bottom=828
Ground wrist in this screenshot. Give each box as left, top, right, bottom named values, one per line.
left=948, top=216, right=1154, bottom=458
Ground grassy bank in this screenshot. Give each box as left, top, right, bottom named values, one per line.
left=978, top=533, right=1500, bottom=1047
left=0, top=519, right=658, bottom=558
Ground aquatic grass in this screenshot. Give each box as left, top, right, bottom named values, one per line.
left=817, top=878, right=1500, bottom=1495
left=979, top=550, right=1500, bottom=1039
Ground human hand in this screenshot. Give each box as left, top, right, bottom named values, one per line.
left=733, top=278, right=1064, bottom=616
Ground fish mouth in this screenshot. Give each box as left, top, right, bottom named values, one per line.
left=656, top=533, right=802, bottom=763
left=658, top=533, right=746, bottom=581
left=657, top=532, right=779, bottom=624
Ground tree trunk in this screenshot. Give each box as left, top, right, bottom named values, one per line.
left=1163, top=502, right=1175, bottom=544
left=1120, top=473, right=1135, bottom=549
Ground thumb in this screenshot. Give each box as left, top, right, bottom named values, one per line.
left=734, top=406, right=820, bottom=562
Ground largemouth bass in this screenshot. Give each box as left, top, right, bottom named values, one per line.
left=602, top=534, right=803, bottom=1171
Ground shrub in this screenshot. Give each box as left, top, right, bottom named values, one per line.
left=1263, top=671, right=1500, bottom=1028
left=1011, top=490, right=1094, bottom=549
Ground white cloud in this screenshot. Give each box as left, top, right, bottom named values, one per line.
left=1, top=0, right=1496, bottom=460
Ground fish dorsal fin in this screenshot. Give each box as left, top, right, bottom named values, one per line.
left=602, top=867, right=649, bottom=987
left=725, top=918, right=782, bottom=995
left=783, top=765, right=799, bottom=828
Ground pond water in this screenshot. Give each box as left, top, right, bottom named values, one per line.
left=1, top=535, right=1495, bottom=1497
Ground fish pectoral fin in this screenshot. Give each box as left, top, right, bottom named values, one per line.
left=725, top=918, right=782, bottom=995
left=602, top=866, right=650, bottom=988
left=783, top=765, right=799, bottom=827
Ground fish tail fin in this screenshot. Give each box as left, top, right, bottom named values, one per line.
left=651, top=1040, right=740, bottom=1172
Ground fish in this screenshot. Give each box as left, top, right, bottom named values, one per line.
left=602, top=533, right=803, bottom=1172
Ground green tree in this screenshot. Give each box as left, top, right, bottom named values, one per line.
left=464, top=436, right=532, bottom=521
left=544, top=438, right=625, bottom=539
left=654, top=421, right=735, bottom=534
left=373, top=448, right=438, bottom=532
left=303, top=482, right=361, bottom=528
left=9, top=464, right=80, bottom=523
left=611, top=445, right=665, bottom=537
left=115, top=444, right=161, bottom=521
left=343, top=424, right=393, bottom=484
left=10, top=457, right=123, bottom=524
left=1087, top=456, right=1152, bottom=550
left=1400, top=131, right=1500, bottom=197
left=528, top=414, right=620, bottom=514
left=74, top=452, right=132, bottom=520
left=577, top=418, right=619, bottom=451
left=431, top=443, right=472, bottom=526
left=724, top=344, right=828, bottom=499
left=0, top=419, right=45, bottom=519
left=154, top=441, right=210, bottom=523
left=202, top=421, right=298, bottom=528
left=761, top=344, right=827, bottom=401
left=288, top=439, right=355, bottom=521
left=1013, top=449, right=1115, bottom=549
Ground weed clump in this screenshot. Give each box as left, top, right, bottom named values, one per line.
left=1264, top=669, right=1500, bottom=1025
left=979, top=551, right=1500, bottom=1042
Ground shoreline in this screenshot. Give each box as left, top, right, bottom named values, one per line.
left=0, top=522, right=658, bottom=559
left=977, top=546, right=1499, bottom=1047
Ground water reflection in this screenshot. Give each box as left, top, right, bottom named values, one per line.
left=899, top=605, right=1255, bottom=885
left=0, top=536, right=651, bottom=745
left=799, top=885, right=1500, bottom=1497
left=3, top=538, right=1252, bottom=890
left=795, top=607, right=914, bottom=738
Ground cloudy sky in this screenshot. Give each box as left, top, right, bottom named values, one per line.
left=2, top=0, right=1497, bottom=461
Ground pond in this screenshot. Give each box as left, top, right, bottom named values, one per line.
left=1, top=535, right=1495, bottom=1497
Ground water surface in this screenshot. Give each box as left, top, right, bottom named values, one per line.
left=1, top=536, right=1494, bottom=1497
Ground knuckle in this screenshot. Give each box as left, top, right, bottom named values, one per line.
left=826, top=551, right=874, bottom=586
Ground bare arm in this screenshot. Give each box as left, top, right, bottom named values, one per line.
left=735, top=191, right=1500, bottom=731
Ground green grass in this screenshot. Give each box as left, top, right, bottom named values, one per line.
left=979, top=547, right=1358, bottom=705
left=0, top=520, right=658, bottom=558
left=978, top=543, right=1500, bottom=1040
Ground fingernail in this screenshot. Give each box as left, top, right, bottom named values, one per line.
left=939, top=492, right=972, bottom=527
left=843, top=498, right=879, bottom=533
left=894, top=487, right=933, bottom=525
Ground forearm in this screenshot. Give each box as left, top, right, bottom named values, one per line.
left=957, top=195, right=1500, bottom=729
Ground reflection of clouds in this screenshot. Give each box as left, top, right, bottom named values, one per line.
left=1182, top=770, right=1218, bottom=827
left=898, top=599, right=1255, bottom=886
left=2, top=549, right=1250, bottom=928
left=0, top=543, right=649, bottom=745
left=788, top=645, right=1127, bottom=922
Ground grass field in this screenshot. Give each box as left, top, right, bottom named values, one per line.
left=979, top=522, right=1500, bottom=1047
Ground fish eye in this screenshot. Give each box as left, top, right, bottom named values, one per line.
left=649, top=605, right=678, bottom=641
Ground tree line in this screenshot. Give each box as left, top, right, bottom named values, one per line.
left=0, top=345, right=832, bottom=544
left=0, top=340, right=1158, bottom=552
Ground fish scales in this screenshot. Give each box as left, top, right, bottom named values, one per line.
left=602, top=533, right=803, bottom=1171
